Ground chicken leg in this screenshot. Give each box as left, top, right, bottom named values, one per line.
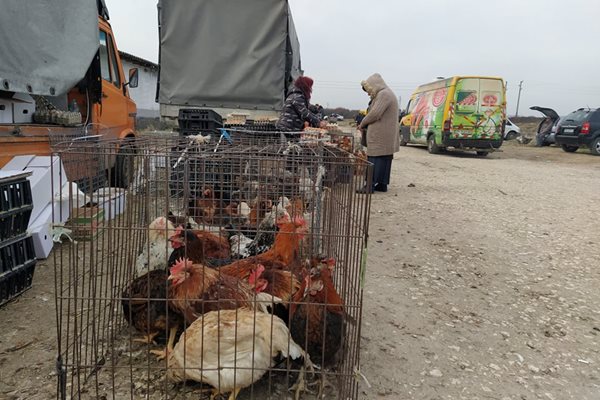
left=289, top=365, right=317, bottom=400
left=150, top=326, right=178, bottom=360
left=133, top=331, right=159, bottom=345
left=317, top=373, right=336, bottom=399
left=227, top=387, right=241, bottom=400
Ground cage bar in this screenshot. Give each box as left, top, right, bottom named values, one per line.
left=52, top=130, right=372, bottom=399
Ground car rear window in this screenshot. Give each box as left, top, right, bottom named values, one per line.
left=590, top=110, right=600, bottom=123
left=562, top=109, right=595, bottom=124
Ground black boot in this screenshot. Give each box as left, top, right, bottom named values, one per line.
left=374, top=183, right=387, bottom=192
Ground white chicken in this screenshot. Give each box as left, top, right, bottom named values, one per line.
left=229, top=231, right=254, bottom=258
left=237, top=201, right=251, bottom=225
left=134, top=216, right=176, bottom=276
left=167, top=309, right=307, bottom=400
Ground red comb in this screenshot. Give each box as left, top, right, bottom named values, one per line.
left=248, top=264, right=265, bottom=286
left=276, top=214, right=291, bottom=225
left=293, top=216, right=306, bottom=226
left=170, top=257, right=192, bottom=274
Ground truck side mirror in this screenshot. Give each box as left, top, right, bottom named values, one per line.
left=126, top=68, right=139, bottom=88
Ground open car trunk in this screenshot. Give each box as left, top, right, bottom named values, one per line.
left=530, top=106, right=559, bottom=135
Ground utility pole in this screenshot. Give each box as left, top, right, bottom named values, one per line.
left=515, top=80, right=523, bottom=117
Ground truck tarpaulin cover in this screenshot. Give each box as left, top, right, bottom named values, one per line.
left=158, top=0, right=302, bottom=111
left=0, top=0, right=99, bottom=96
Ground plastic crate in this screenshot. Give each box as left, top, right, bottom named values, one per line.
left=178, top=108, right=223, bottom=132
left=178, top=108, right=223, bottom=125
left=180, top=124, right=223, bottom=136
left=0, top=234, right=37, bottom=306
left=225, top=121, right=279, bottom=131
left=0, top=172, right=33, bottom=241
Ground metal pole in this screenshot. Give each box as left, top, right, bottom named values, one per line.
left=515, top=80, right=523, bottom=117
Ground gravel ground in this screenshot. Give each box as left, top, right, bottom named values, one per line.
left=1, top=140, right=599, bottom=400
left=358, top=142, right=600, bottom=399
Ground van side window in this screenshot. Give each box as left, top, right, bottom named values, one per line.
left=99, top=30, right=112, bottom=82
left=407, top=98, right=417, bottom=112
left=108, top=35, right=121, bottom=88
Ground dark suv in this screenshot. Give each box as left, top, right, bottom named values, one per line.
left=555, top=108, right=600, bottom=155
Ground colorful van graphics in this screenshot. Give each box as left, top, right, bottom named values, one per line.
left=400, top=76, right=506, bottom=155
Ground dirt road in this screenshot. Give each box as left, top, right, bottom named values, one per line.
left=1, top=141, right=599, bottom=399
left=359, top=142, right=600, bottom=399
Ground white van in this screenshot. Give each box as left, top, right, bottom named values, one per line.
left=504, top=118, right=521, bottom=140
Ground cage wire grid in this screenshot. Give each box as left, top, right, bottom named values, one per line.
left=51, top=130, right=373, bottom=400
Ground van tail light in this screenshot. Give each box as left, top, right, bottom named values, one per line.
left=581, top=122, right=590, bottom=134
left=443, top=119, right=451, bottom=131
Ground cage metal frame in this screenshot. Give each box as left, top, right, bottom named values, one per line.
left=52, top=129, right=372, bottom=399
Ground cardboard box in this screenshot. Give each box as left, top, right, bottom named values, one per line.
left=11, top=93, right=35, bottom=124
left=92, top=187, right=126, bottom=221
left=0, top=99, right=12, bottom=124
left=27, top=182, right=72, bottom=259
left=68, top=207, right=104, bottom=241
left=2, top=156, right=68, bottom=224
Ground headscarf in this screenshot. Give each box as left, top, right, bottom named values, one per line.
left=294, top=76, right=314, bottom=102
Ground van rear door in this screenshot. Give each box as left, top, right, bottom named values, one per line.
left=453, top=78, right=504, bottom=140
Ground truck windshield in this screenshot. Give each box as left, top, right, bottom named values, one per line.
left=108, top=35, right=121, bottom=88
left=99, top=30, right=111, bottom=82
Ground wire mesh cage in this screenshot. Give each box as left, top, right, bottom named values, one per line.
left=52, top=130, right=372, bottom=400
left=47, top=124, right=128, bottom=194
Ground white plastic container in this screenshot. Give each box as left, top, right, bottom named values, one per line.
left=92, top=187, right=126, bottom=221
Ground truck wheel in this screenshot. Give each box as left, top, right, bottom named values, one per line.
left=427, top=134, right=440, bottom=154
left=476, top=151, right=489, bottom=157
left=112, top=139, right=136, bottom=188
left=590, top=137, right=600, bottom=156
left=561, top=144, right=579, bottom=153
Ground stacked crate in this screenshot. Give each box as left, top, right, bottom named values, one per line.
left=0, top=171, right=37, bottom=306
left=177, top=108, right=223, bottom=136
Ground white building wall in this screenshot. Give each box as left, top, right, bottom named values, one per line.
left=121, top=59, right=159, bottom=118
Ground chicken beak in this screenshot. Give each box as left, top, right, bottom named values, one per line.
left=169, top=236, right=183, bottom=249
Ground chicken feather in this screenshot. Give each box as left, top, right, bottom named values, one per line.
left=167, top=309, right=305, bottom=399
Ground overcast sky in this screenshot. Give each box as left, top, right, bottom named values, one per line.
left=106, top=0, right=600, bottom=116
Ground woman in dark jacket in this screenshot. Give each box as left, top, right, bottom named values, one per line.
left=276, top=76, right=326, bottom=131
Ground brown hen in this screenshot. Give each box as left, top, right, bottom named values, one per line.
left=168, top=258, right=263, bottom=326
left=219, top=216, right=308, bottom=282
left=121, top=269, right=183, bottom=356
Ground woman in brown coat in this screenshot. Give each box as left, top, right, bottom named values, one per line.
left=357, top=73, right=399, bottom=193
